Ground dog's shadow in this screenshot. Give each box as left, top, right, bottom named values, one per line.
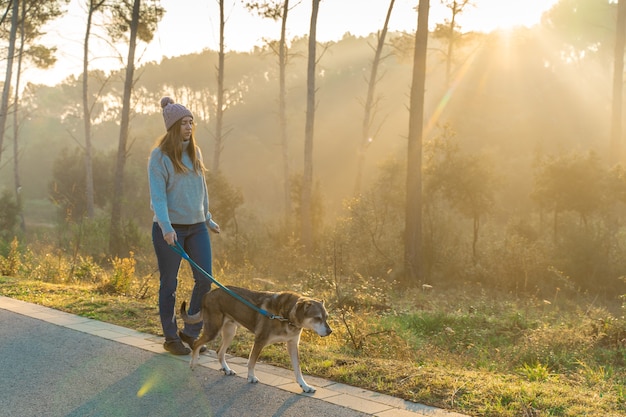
left=64, top=354, right=313, bottom=417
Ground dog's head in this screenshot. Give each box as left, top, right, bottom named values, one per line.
left=293, top=298, right=332, bottom=337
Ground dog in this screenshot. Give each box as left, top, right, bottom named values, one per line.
left=179, top=285, right=332, bottom=393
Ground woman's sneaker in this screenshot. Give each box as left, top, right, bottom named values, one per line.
left=163, top=339, right=191, bottom=355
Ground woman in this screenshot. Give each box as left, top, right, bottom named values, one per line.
left=148, top=97, right=220, bottom=355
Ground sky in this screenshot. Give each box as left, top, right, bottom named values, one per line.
left=26, top=0, right=559, bottom=87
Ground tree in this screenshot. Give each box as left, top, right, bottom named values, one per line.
left=0, top=0, right=19, bottom=165
left=278, top=0, right=292, bottom=224
left=0, top=1, right=11, bottom=25
left=12, top=0, right=26, bottom=231
left=82, top=0, right=108, bottom=219
left=212, top=0, right=227, bottom=172
left=108, top=0, right=164, bottom=255
left=49, top=147, right=113, bottom=221
left=205, top=170, right=244, bottom=231
left=544, top=0, right=616, bottom=61
left=0, top=189, right=19, bottom=242
left=532, top=151, right=606, bottom=241
left=425, top=127, right=498, bottom=262
left=340, top=158, right=406, bottom=279
left=404, top=0, right=430, bottom=284
left=354, top=0, right=395, bottom=195
left=610, top=0, right=626, bottom=165
left=301, top=0, right=320, bottom=251
left=432, top=0, right=473, bottom=87
left=10, top=0, right=68, bottom=230
left=277, top=0, right=292, bottom=225
left=244, top=0, right=295, bottom=224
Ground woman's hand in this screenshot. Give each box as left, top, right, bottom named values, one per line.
left=164, top=231, right=177, bottom=245
left=208, top=219, right=221, bottom=234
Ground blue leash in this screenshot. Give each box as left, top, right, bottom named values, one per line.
left=170, top=241, right=287, bottom=322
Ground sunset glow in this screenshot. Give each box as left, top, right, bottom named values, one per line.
left=31, top=0, right=559, bottom=87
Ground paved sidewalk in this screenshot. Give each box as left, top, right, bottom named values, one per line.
left=0, top=296, right=468, bottom=417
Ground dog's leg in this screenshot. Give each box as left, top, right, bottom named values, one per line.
left=189, top=313, right=222, bottom=370
left=287, top=338, right=315, bottom=393
left=217, top=320, right=237, bottom=376
left=246, top=339, right=268, bottom=384
left=190, top=345, right=202, bottom=370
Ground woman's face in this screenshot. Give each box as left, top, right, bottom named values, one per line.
left=180, top=116, right=194, bottom=140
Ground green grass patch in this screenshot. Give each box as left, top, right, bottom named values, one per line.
left=1, top=277, right=625, bottom=417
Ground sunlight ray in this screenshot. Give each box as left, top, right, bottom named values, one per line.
left=425, top=51, right=478, bottom=138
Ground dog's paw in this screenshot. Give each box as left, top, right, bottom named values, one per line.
left=247, top=375, right=259, bottom=384
left=300, top=384, right=316, bottom=393
left=222, top=367, right=236, bottom=376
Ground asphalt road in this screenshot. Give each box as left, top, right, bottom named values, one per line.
left=0, top=297, right=468, bottom=417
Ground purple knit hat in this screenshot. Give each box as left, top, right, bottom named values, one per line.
left=160, top=96, right=193, bottom=130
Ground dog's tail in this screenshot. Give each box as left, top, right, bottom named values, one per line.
left=179, top=301, right=203, bottom=324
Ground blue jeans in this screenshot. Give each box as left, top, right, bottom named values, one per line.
left=152, top=222, right=213, bottom=340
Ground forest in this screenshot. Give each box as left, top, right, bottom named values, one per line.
left=1, top=1, right=626, bottom=415
left=0, top=0, right=624, bottom=297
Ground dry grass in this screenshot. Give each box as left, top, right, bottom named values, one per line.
left=1, top=274, right=625, bottom=417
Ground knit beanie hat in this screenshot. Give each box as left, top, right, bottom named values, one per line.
left=160, top=96, right=193, bottom=131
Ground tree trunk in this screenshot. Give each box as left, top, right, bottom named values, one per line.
left=444, top=1, right=456, bottom=87
left=610, top=0, right=626, bottom=165
left=213, top=0, right=225, bottom=172
left=553, top=209, right=558, bottom=243
left=301, top=0, right=320, bottom=251
left=441, top=1, right=470, bottom=87
left=404, top=0, right=430, bottom=284
left=0, top=1, right=11, bottom=25
left=109, top=0, right=141, bottom=255
left=355, top=0, right=395, bottom=195
left=279, top=0, right=292, bottom=224
left=82, top=0, right=105, bottom=219
left=0, top=0, right=19, bottom=165
left=472, top=214, right=479, bottom=264
left=12, top=0, right=25, bottom=232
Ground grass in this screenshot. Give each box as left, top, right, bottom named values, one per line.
left=1, top=273, right=625, bottom=417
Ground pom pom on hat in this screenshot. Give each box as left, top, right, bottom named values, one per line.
left=160, top=96, right=193, bottom=131
left=160, top=96, right=174, bottom=108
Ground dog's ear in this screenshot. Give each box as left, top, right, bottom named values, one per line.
left=293, top=299, right=311, bottom=321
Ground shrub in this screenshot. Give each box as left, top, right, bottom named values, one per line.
left=72, top=255, right=104, bottom=283
left=26, top=250, right=71, bottom=283
left=0, top=237, right=21, bottom=276
left=518, top=362, right=552, bottom=382
left=105, top=252, right=136, bottom=295
left=0, top=190, right=19, bottom=242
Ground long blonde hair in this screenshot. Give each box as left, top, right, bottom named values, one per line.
left=156, top=119, right=205, bottom=174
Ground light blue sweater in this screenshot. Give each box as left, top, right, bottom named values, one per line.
left=148, top=141, right=212, bottom=235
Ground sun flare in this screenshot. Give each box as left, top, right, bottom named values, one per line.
left=454, top=0, right=559, bottom=32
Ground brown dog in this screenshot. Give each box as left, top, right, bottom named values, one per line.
left=180, top=285, right=332, bottom=393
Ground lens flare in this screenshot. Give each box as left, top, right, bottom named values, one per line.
left=425, top=52, right=476, bottom=138
left=136, top=372, right=160, bottom=398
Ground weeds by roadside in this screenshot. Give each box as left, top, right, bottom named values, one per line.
left=1, top=265, right=625, bottom=416
left=2, top=233, right=626, bottom=416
